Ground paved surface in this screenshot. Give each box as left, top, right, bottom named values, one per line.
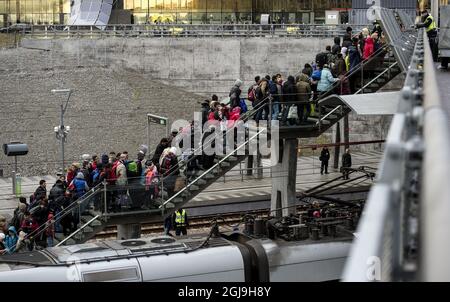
left=0, top=150, right=383, bottom=219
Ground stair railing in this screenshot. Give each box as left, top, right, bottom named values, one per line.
left=56, top=214, right=100, bottom=247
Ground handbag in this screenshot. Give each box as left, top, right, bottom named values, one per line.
left=288, top=105, right=298, bottom=119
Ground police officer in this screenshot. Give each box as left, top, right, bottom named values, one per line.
left=416, top=10, right=438, bottom=61
left=173, top=208, right=188, bottom=236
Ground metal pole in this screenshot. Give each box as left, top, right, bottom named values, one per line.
left=147, top=116, right=150, bottom=154
left=60, top=102, right=65, bottom=174
left=334, top=122, right=341, bottom=170
left=166, top=118, right=169, bottom=138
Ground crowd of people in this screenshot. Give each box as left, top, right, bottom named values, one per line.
left=0, top=22, right=382, bottom=254
left=213, top=22, right=386, bottom=127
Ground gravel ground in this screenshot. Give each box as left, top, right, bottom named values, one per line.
left=0, top=47, right=205, bottom=177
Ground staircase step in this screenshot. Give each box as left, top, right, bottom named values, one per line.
left=173, top=197, right=185, bottom=204
left=73, top=233, right=84, bottom=241
left=81, top=216, right=102, bottom=227
left=220, top=162, right=231, bottom=168
left=225, top=156, right=238, bottom=162
left=165, top=202, right=175, bottom=209
left=196, top=179, right=207, bottom=186
left=82, top=226, right=94, bottom=233
left=204, top=173, right=215, bottom=180
left=189, top=185, right=200, bottom=191
left=55, top=232, right=65, bottom=241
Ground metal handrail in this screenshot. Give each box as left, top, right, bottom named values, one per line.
left=159, top=128, right=266, bottom=209
left=342, top=27, right=425, bottom=282
left=318, top=105, right=342, bottom=125
left=55, top=215, right=100, bottom=247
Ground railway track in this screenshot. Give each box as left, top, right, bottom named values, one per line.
left=93, top=209, right=270, bottom=240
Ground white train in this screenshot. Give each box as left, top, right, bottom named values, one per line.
left=0, top=230, right=353, bottom=282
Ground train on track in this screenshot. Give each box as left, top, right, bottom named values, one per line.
left=0, top=201, right=361, bottom=282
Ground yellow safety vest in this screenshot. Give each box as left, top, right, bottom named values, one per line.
left=426, top=15, right=437, bottom=32
left=175, top=210, right=186, bottom=226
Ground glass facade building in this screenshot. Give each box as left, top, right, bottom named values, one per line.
left=0, top=0, right=352, bottom=27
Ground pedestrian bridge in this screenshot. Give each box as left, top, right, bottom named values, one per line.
left=343, top=21, right=450, bottom=281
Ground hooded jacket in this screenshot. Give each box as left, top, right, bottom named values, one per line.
left=4, top=226, right=18, bottom=254
left=296, top=74, right=312, bottom=103
left=72, top=172, right=89, bottom=198
left=317, top=68, right=338, bottom=92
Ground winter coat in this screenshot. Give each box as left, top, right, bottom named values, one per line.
left=349, top=45, right=361, bottom=71
left=115, top=162, right=127, bottom=186
left=282, top=76, right=297, bottom=105
left=334, top=57, right=347, bottom=76
left=4, top=226, right=18, bottom=254
left=34, top=185, right=47, bottom=202
left=296, top=74, right=312, bottom=103
left=342, top=153, right=352, bottom=168
left=152, top=143, right=169, bottom=166
left=229, top=85, right=242, bottom=108
left=317, top=68, right=338, bottom=92
left=201, top=104, right=210, bottom=126
left=49, top=183, right=65, bottom=202
left=320, top=149, right=331, bottom=162
left=363, top=36, right=375, bottom=60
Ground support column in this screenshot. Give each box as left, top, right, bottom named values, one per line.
left=271, top=139, right=298, bottom=218
left=246, top=155, right=254, bottom=176
left=334, top=122, right=341, bottom=170
left=117, top=223, right=141, bottom=240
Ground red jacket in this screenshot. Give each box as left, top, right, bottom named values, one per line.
left=363, top=37, right=374, bottom=60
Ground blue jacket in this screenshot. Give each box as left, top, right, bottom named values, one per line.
left=4, top=226, right=18, bottom=254
left=317, top=68, right=337, bottom=92
left=73, top=178, right=88, bottom=198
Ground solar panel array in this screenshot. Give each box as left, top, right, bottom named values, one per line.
left=69, top=0, right=113, bottom=28
left=379, top=8, right=417, bottom=72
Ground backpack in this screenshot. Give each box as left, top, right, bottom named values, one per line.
left=247, top=85, right=257, bottom=103
left=239, top=98, right=248, bottom=113
left=312, top=69, right=322, bottom=81
left=126, top=161, right=139, bottom=178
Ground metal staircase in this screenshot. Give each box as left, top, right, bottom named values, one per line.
left=28, top=34, right=407, bottom=247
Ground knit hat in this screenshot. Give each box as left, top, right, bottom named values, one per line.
left=234, top=79, right=243, bottom=87
left=76, top=172, right=84, bottom=179
left=341, top=47, right=348, bottom=57
left=169, top=147, right=178, bottom=155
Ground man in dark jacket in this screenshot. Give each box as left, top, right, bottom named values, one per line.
left=201, top=100, right=210, bottom=127
left=342, top=149, right=352, bottom=180
left=342, top=27, right=353, bottom=49
left=320, top=147, right=331, bottom=175
left=33, top=180, right=47, bottom=203
left=332, top=37, right=341, bottom=57
left=151, top=138, right=169, bottom=167
left=281, top=76, right=298, bottom=126
left=49, top=180, right=65, bottom=202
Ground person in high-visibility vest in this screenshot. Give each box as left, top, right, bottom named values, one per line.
left=173, top=208, right=188, bottom=236
left=416, top=10, right=439, bottom=61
